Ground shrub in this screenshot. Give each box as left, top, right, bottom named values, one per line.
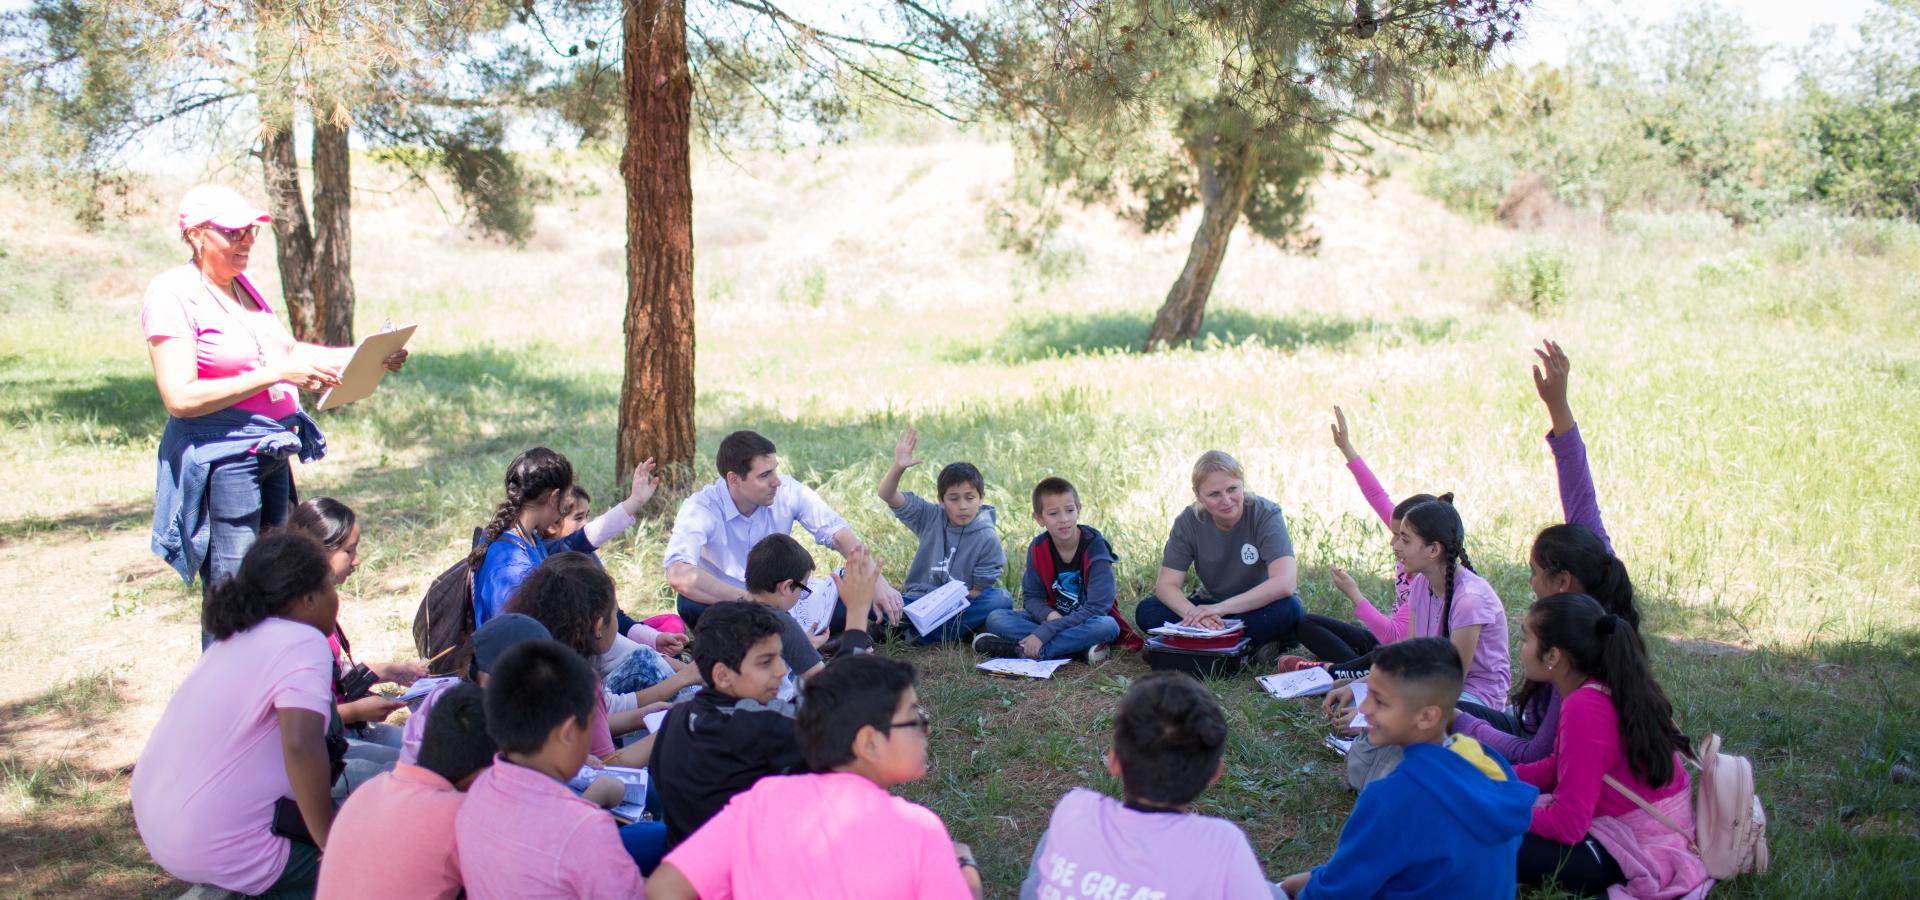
left=1493, top=245, right=1569, bottom=314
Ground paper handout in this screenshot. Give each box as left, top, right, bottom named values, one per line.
left=1257, top=666, right=1334, bottom=699
left=390, top=675, right=461, bottom=705
left=643, top=708, right=669, bottom=734
left=569, top=764, right=651, bottom=822
left=976, top=658, right=1071, bottom=680
left=1346, top=682, right=1370, bottom=729
left=315, top=324, right=416, bottom=411
left=903, top=580, right=969, bottom=636
left=790, top=574, right=838, bottom=635
left=1147, top=620, right=1246, bottom=639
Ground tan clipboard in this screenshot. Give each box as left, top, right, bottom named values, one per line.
left=315, top=324, right=416, bottom=411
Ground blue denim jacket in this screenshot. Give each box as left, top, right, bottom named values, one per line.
left=150, top=406, right=327, bottom=583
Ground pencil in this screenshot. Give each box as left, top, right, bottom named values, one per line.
left=424, top=645, right=454, bottom=666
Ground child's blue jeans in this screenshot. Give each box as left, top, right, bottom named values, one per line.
left=908, top=586, right=1014, bottom=644
left=981, top=608, right=1121, bottom=659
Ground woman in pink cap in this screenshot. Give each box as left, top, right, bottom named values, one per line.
left=144, top=184, right=404, bottom=648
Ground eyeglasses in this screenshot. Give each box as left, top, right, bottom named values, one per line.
left=881, top=705, right=932, bottom=735
left=793, top=581, right=813, bottom=600
left=205, top=224, right=259, bottom=242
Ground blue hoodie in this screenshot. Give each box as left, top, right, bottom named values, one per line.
left=1304, top=736, right=1537, bottom=900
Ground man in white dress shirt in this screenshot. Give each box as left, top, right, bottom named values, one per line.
left=664, top=430, right=905, bottom=630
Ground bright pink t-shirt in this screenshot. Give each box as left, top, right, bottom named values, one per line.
left=663, top=771, right=973, bottom=900
left=1026, top=788, right=1274, bottom=899
left=317, top=763, right=466, bottom=900
left=1406, top=565, right=1511, bottom=706
left=454, top=756, right=642, bottom=900
left=141, top=263, right=299, bottom=419
left=132, top=617, right=334, bottom=895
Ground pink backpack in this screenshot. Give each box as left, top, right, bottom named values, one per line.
left=1605, top=733, right=1769, bottom=880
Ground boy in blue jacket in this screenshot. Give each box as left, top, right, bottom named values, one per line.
left=972, top=477, right=1140, bottom=663
left=1279, top=637, right=1536, bottom=899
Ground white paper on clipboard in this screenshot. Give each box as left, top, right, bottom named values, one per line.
left=315, top=324, right=416, bottom=411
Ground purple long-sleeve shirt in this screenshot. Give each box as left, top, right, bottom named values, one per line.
left=1453, top=423, right=1610, bottom=763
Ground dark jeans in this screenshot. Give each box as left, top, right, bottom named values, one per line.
left=201, top=451, right=293, bottom=649
left=1458, top=699, right=1529, bottom=736
left=1517, top=833, right=1624, bottom=897
left=677, top=595, right=848, bottom=635
left=1297, top=614, right=1380, bottom=662
left=247, top=838, right=321, bottom=899
left=1133, top=593, right=1304, bottom=649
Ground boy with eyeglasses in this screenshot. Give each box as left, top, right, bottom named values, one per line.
left=648, top=655, right=983, bottom=899
left=738, top=534, right=879, bottom=690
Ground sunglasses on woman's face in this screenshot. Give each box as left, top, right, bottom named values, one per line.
left=206, top=224, right=259, bottom=242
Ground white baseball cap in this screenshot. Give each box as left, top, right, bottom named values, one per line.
left=178, top=184, right=272, bottom=231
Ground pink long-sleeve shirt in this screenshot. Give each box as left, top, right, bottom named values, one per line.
left=1345, top=457, right=1413, bottom=643
left=1514, top=683, right=1688, bottom=844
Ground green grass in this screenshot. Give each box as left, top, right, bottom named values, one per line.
left=0, top=142, right=1915, bottom=897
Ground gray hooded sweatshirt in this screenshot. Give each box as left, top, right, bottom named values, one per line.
left=891, top=492, right=1005, bottom=597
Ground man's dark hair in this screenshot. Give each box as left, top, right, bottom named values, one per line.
left=936, top=461, right=984, bottom=499
left=481, top=639, right=596, bottom=756
left=797, top=655, right=918, bottom=771
left=717, top=430, right=777, bottom=479
left=1371, top=637, right=1465, bottom=710
left=417, top=682, right=497, bottom=785
left=1113, top=671, right=1229, bottom=808
left=745, top=533, right=816, bottom=595
left=691, top=600, right=787, bottom=687
left=1030, top=477, right=1081, bottom=516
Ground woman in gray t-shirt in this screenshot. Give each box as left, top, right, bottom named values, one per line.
left=1139, top=450, right=1305, bottom=658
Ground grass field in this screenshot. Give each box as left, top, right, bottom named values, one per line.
left=0, top=137, right=1916, bottom=897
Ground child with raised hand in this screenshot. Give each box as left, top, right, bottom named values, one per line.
left=1280, top=406, right=1440, bottom=674
left=1452, top=340, right=1646, bottom=753
left=740, top=534, right=879, bottom=684
left=1512, top=595, right=1705, bottom=898
left=973, top=477, right=1136, bottom=663
left=455, top=639, right=646, bottom=899
left=876, top=427, right=1014, bottom=644
left=1278, top=638, right=1536, bottom=899
left=648, top=599, right=806, bottom=850
left=318, top=682, right=495, bottom=900
left=1020, top=671, right=1281, bottom=899
left=648, top=655, right=983, bottom=900
left=545, top=483, right=690, bottom=657
left=470, top=447, right=660, bottom=626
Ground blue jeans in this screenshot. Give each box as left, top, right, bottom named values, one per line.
left=908, top=586, right=1014, bottom=644
left=1133, top=593, right=1304, bottom=649
left=201, top=451, right=293, bottom=648
left=619, top=821, right=667, bottom=876
left=982, top=608, right=1121, bottom=659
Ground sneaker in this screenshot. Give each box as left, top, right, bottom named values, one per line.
left=971, top=633, right=1024, bottom=659
left=1276, top=655, right=1322, bottom=674
left=1251, top=641, right=1284, bottom=671
left=1080, top=643, right=1111, bottom=666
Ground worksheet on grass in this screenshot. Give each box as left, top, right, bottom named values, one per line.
left=790, top=574, right=838, bottom=635
left=903, top=580, right=969, bottom=635
left=1258, top=666, right=1334, bottom=699
left=976, top=658, right=1071, bottom=679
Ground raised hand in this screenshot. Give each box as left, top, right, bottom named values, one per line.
left=622, top=458, right=659, bottom=515
left=892, top=427, right=923, bottom=470
left=1330, top=405, right=1358, bottom=461
left=1530, top=340, right=1576, bottom=436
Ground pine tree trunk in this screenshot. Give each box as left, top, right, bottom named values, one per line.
left=259, top=121, right=319, bottom=341
left=1142, top=139, right=1260, bottom=352
left=616, top=0, right=697, bottom=489
left=309, top=114, right=355, bottom=346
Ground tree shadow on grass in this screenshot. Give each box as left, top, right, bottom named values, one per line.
left=0, top=371, right=168, bottom=448
left=968, top=307, right=1461, bottom=363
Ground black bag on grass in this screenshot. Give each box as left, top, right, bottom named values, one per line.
left=412, top=529, right=484, bottom=678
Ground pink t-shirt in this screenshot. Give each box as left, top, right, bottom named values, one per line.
left=317, top=763, right=465, bottom=900
left=663, top=771, right=973, bottom=900
left=1406, top=565, right=1511, bottom=706
left=131, top=617, right=334, bottom=895
left=141, top=263, right=299, bottom=419
left=1025, top=788, right=1274, bottom=899
left=454, top=756, right=642, bottom=900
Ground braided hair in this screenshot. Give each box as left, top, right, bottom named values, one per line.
left=1401, top=497, right=1472, bottom=636
left=469, top=448, right=574, bottom=572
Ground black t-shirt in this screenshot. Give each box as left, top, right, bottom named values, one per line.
left=1048, top=534, right=1089, bottom=615
left=649, top=687, right=807, bottom=848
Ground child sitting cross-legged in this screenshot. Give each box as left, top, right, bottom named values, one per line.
left=875, top=427, right=1014, bottom=643
left=1278, top=638, right=1536, bottom=899
left=973, top=476, right=1138, bottom=664
left=1020, top=671, right=1282, bottom=899
left=647, top=654, right=983, bottom=900
left=317, top=682, right=494, bottom=900
left=649, top=599, right=806, bottom=850
left=454, top=639, right=646, bottom=899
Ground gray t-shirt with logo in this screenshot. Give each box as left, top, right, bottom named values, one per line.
left=1160, top=494, right=1295, bottom=600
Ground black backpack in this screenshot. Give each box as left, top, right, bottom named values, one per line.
left=412, top=529, right=483, bottom=677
